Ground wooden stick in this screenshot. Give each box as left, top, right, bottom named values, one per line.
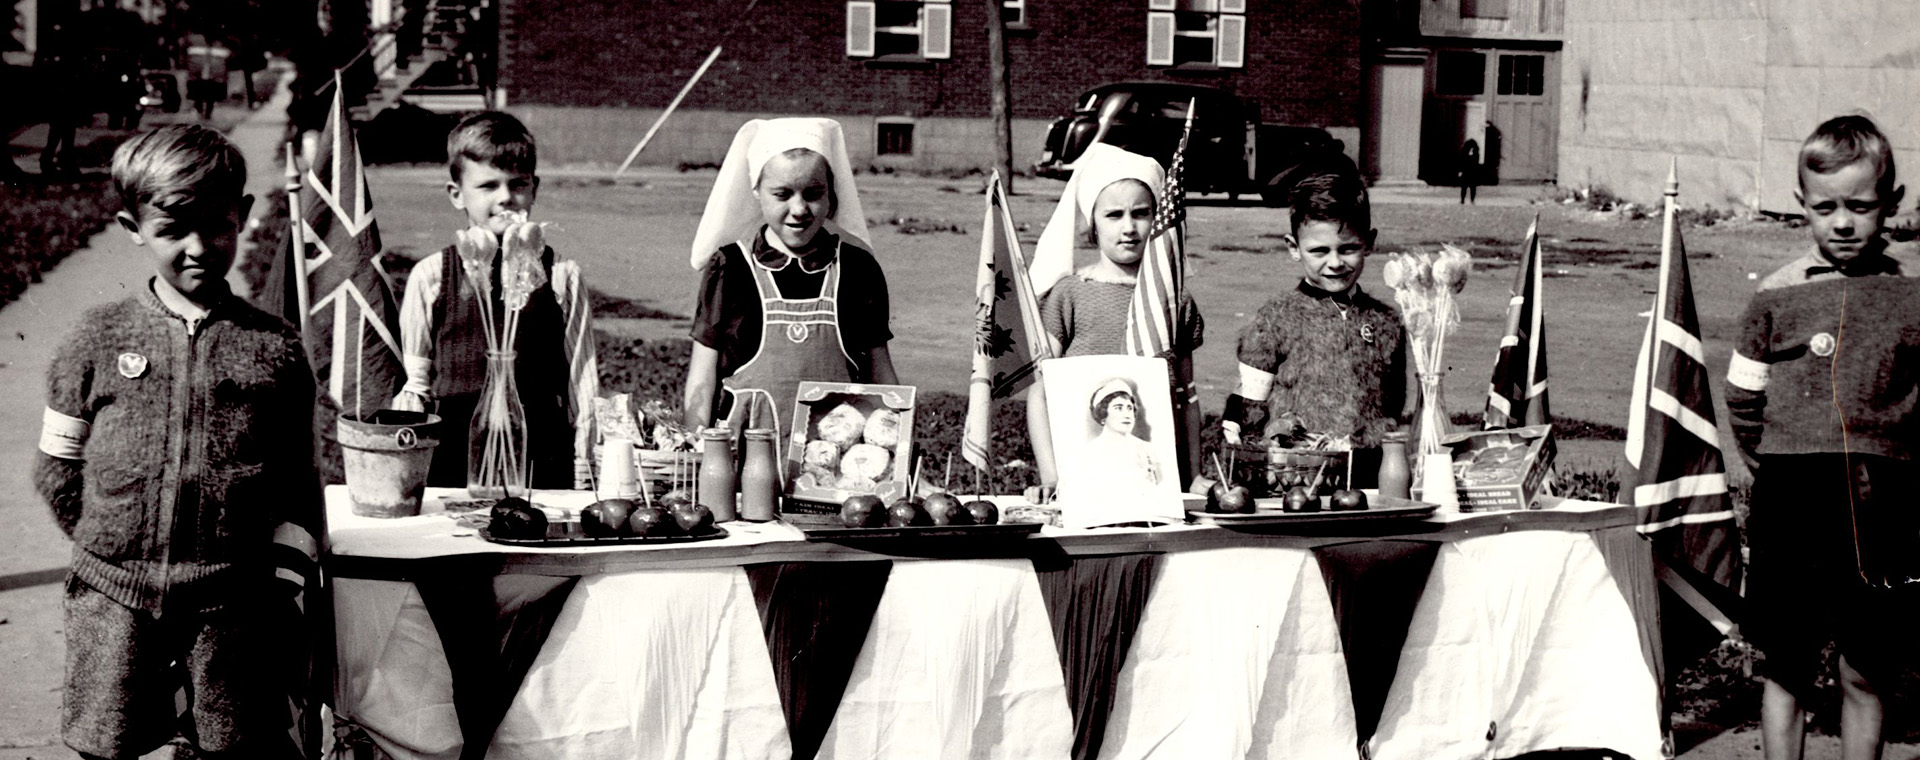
left=944, top=452, right=954, bottom=490
left=1309, top=458, right=1331, bottom=493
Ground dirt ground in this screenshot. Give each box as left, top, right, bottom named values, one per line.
left=368, top=165, right=1822, bottom=476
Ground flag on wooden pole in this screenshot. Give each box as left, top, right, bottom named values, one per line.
left=1123, top=100, right=1192, bottom=358
left=290, top=72, right=405, bottom=417
left=1484, top=216, right=1550, bottom=429
left=1623, top=159, right=1742, bottom=633
left=964, top=171, right=1050, bottom=470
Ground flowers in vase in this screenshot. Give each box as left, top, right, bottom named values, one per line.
left=454, top=212, right=550, bottom=495
left=1380, top=244, right=1473, bottom=455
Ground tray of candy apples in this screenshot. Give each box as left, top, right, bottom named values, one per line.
left=1190, top=453, right=1436, bottom=526
left=480, top=494, right=728, bottom=546
left=801, top=458, right=1040, bottom=541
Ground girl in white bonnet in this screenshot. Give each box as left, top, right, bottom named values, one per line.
left=682, top=119, right=897, bottom=454
left=1027, top=143, right=1204, bottom=493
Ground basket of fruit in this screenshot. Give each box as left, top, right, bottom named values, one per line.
left=1219, top=439, right=1350, bottom=499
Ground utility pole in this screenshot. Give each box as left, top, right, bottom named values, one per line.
left=985, top=0, right=1014, bottom=194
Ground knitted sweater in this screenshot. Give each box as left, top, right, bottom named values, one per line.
left=34, top=284, right=321, bottom=613
left=1040, top=270, right=1203, bottom=357
left=1726, top=248, right=1920, bottom=460
left=1225, top=280, right=1413, bottom=448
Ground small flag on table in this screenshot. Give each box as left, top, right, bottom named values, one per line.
left=1484, top=216, right=1550, bottom=429
left=964, top=172, right=1051, bottom=470
left=284, top=72, right=405, bottom=417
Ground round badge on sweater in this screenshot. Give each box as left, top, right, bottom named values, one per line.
left=117, top=352, right=148, bottom=379
left=1810, top=332, right=1836, bottom=357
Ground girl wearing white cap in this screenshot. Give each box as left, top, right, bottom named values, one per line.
left=682, top=119, right=896, bottom=451
left=1027, top=143, right=1203, bottom=490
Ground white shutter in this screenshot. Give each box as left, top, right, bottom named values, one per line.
left=847, top=1, right=876, bottom=57
left=1148, top=0, right=1176, bottom=9
left=1147, top=11, right=1175, bottom=66
left=1217, top=13, right=1245, bottom=68
left=922, top=1, right=952, bottom=59
left=1221, top=0, right=1247, bottom=13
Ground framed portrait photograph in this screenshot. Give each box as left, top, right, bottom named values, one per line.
left=1040, top=355, right=1184, bottom=528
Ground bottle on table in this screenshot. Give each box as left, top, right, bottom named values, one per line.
left=1377, top=430, right=1412, bottom=500
left=739, top=428, right=779, bottom=521
left=698, top=428, right=739, bottom=521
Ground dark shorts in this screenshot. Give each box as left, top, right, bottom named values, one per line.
left=1743, top=453, right=1920, bottom=702
left=63, top=577, right=292, bottom=759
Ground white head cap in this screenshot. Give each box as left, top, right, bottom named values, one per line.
left=1030, top=143, right=1166, bottom=296
left=689, top=118, right=872, bottom=269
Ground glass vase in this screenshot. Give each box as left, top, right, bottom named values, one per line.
left=1414, top=371, right=1453, bottom=456
left=1413, top=371, right=1460, bottom=511
left=468, top=350, right=530, bottom=500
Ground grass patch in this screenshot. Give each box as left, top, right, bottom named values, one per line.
left=0, top=178, right=118, bottom=307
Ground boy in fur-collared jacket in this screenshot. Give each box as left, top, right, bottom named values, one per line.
left=35, top=124, right=318, bottom=760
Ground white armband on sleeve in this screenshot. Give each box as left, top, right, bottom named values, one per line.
left=1727, top=352, right=1769, bottom=393
left=39, top=407, right=89, bottom=460
left=1237, top=362, right=1276, bottom=402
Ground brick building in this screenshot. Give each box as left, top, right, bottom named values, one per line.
left=494, top=0, right=1365, bottom=171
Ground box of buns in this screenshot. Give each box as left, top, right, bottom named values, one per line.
left=1411, top=424, right=1556, bottom=511
left=785, top=382, right=917, bottom=516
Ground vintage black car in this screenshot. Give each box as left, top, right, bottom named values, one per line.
left=1035, top=82, right=1351, bottom=204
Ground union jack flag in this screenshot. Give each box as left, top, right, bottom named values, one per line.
left=1123, top=101, right=1191, bottom=358
left=1484, top=216, right=1550, bottom=429
left=286, top=74, right=404, bottom=417
left=1623, top=162, right=1741, bottom=635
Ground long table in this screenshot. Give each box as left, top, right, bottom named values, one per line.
left=325, top=487, right=1665, bottom=760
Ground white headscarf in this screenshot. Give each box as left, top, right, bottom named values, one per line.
left=1030, top=143, right=1166, bottom=296
left=688, top=118, right=872, bottom=270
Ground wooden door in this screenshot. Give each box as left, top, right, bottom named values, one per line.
left=1483, top=51, right=1557, bottom=182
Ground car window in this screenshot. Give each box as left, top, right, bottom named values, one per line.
left=1075, top=92, right=1103, bottom=113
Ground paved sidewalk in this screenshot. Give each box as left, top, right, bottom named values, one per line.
left=0, top=78, right=292, bottom=760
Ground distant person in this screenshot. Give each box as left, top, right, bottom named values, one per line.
left=35, top=124, right=319, bottom=760
left=1457, top=137, right=1480, bottom=205
left=1223, top=171, right=1414, bottom=486
left=1026, top=142, right=1204, bottom=494
left=185, top=34, right=226, bottom=120
left=36, top=18, right=79, bottom=175
left=391, top=112, right=599, bottom=490
left=681, top=118, right=897, bottom=461
left=1727, top=114, right=1920, bottom=760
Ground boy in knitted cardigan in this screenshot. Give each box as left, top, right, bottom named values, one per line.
left=1727, top=115, right=1920, bottom=760
left=1222, top=172, right=1415, bottom=485
left=34, top=125, right=318, bottom=759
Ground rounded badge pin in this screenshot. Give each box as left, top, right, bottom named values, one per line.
left=1810, top=332, right=1836, bottom=357
left=117, top=352, right=148, bottom=379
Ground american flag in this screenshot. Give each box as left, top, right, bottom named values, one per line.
left=286, top=73, right=405, bottom=416
left=1123, top=101, right=1192, bottom=358
left=1484, top=216, right=1550, bottom=429
left=1623, top=162, right=1741, bottom=636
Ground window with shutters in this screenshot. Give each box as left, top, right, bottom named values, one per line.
left=847, top=0, right=952, bottom=60
left=1496, top=54, right=1544, bottom=96
left=1002, top=0, right=1026, bottom=28
left=1146, top=0, right=1246, bottom=69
